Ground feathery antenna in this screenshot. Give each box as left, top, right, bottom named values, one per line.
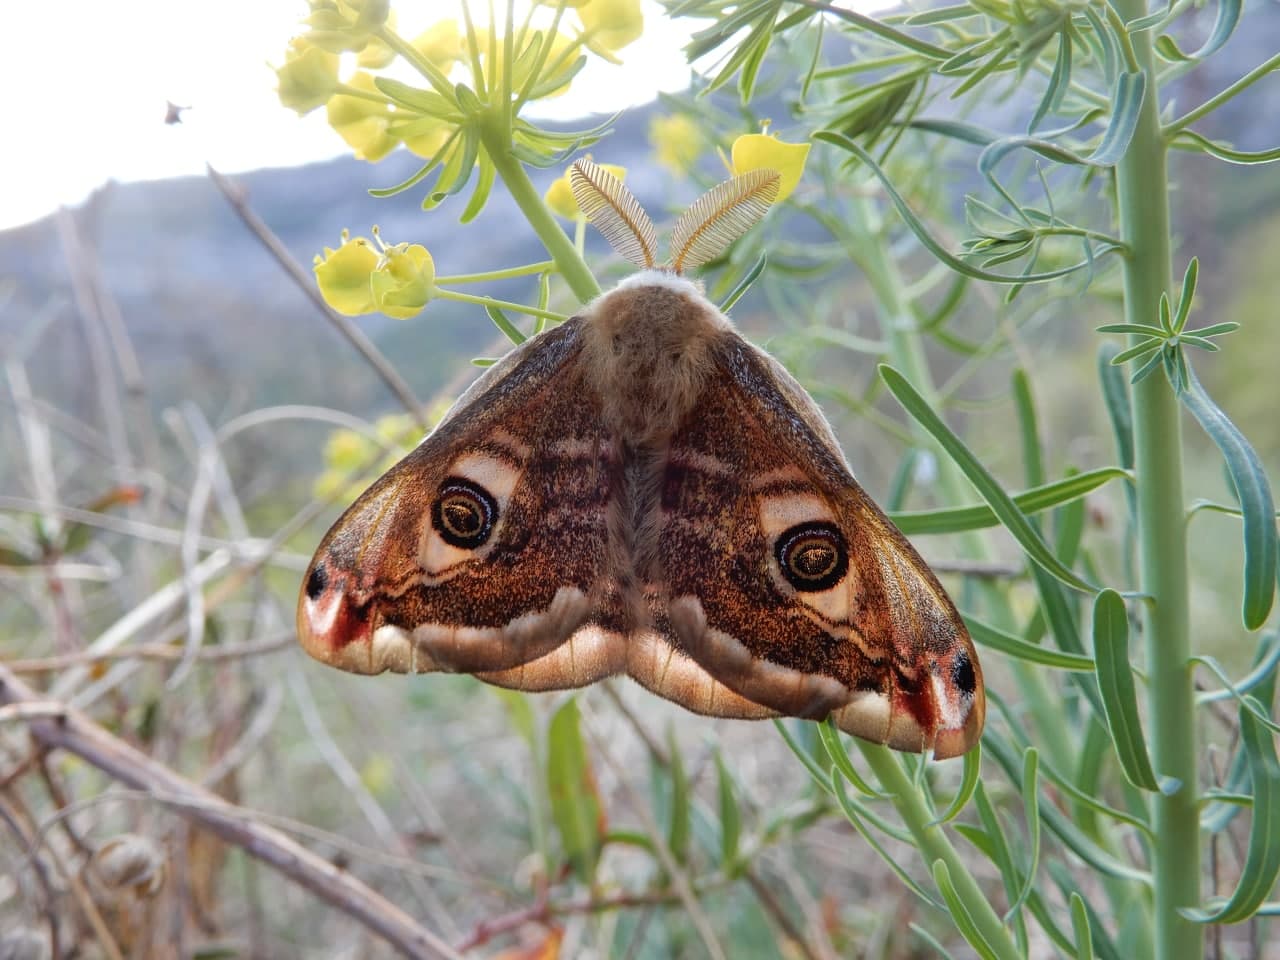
left=569, top=159, right=658, bottom=269
left=669, top=170, right=780, bottom=274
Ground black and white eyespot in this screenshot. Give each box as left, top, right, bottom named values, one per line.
left=774, top=521, right=849, bottom=592
left=432, top=477, right=498, bottom=549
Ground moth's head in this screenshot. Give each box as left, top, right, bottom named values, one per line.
left=569, top=159, right=780, bottom=276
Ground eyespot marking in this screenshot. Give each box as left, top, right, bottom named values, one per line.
left=305, top=564, right=328, bottom=600
left=431, top=477, right=497, bottom=549
left=774, top=521, right=848, bottom=592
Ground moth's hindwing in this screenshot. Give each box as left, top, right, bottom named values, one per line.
left=297, top=318, right=623, bottom=681
left=651, top=334, right=984, bottom=759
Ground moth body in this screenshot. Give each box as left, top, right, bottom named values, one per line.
left=298, top=273, right=985, bottom=758
left=581, top=270, right=727, bottom=447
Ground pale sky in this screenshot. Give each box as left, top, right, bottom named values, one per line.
left=0, top=1, right=702, bottom=231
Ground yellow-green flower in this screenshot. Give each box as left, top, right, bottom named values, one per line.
left=649, top=114, right=702, bottom=176
left=400, top=118, right=455, bottom=160
left=275, top=37, right=339, bottom=115
left=356, top=9, right=398, bottom=68
left=412, top=19, right=464, bottom=73
left=544, top=162, right=627, bottom=220
left=316, top=412, right=422, bottom=500
left=314, top=231, right=379, bottom=316
left=327, top=71, right=398, bottom=161
left=370, top=240, right=436, bottom=319
left=304, top=0, right=391, bottom=54
left=730, top=133, right=810, bottom=203
left=579, top=0, right=644, bottom=62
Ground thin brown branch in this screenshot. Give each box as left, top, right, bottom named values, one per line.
left=8, top=634, right=294, bottom=675
left=205, top=164, right=427, bottom=428
left=0, top=664, right=461, bottom=960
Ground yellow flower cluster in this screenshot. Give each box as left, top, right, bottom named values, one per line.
left=314, top=412, right=423, bottom=502
left=275, top=1, right=644, bottom=164
left=313, top=228, right=436, bottom=319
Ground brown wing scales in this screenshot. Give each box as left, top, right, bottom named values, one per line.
left=651, top=334, right=984, bottom=758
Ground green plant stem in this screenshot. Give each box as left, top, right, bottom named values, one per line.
left=858, top=743, right=1021, bottom=960
left=437, top=260, right=555, bottom=284
left=476, top=113, right=600, bottom=304
left=1110, top=3, right=1201, bottom=958
left=1164, top=51, right=1280, bottom=136
left=435, top=288, right=566, bottom=322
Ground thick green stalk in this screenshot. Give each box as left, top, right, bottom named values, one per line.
left=859, top=744, right=1021, bottom=960
left=1109, top=3, right=1201, bottom=958
left=477, top=113, right=600, bottom=304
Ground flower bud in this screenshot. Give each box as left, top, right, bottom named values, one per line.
left=275, top=37, right=339, bottom=115
left=544, top=162, right=627, bottom=220
left=580, top=0, right=644, bottom=61
left=650, top=114, right=702, bottom=176
left=412, top=19, right=464, bottom=73
left=314, top=231, right=379, bottom=315
left=327, top=72, right=398, bottom=161
left=371, top=241, right=436, bottom=319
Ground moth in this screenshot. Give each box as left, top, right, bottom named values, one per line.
left=297, top=160, right=984, bottom=758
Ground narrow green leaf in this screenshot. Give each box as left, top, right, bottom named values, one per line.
left=1004, top=748, right=1041, bottom=920
left=774, top=718, right=834, bottom=794
left=816, top=133, right=1122, bottom=283
left=964, top=614, right=1095, bottom=670
left=1092, top=590, right=1160, bottom=790
left=1172, top=257, right=1199, bottom=333
left=1191, top=321, right=1241, bottom=338
left=1110, top=338, right=1164, bottom=366
left=485, top=305, right=526, bottom=345
left=1191, top=655, right=1280, bottom=733
left=1030, top=30, right=1071, bottom=133
left=1096, top=322, right=1166, bottom=336
left=1187, top=0, right=1242, bottom=58
left=972, top=780, right=1021, bottom=902
left=1197, top=632, right=1280, bottom=704
left=666, top=729, right=691, bottom=863
left=1012, top=369, right=1044, bottom=490
left=932, top=860, right=1000, bottom=960
left=715, top=752, right=741, bottom=871
left=881, top=365, right=1095, bottom=593
left=1171, top=129, right=1280, bottom=165
left=891, top=467, right=1126, bottom=535
left=718, top=251, right=768, bottom=312
left=460, top=155, right=496, bottom=224
left=1129, top=348, right=1164, bottom=385
left=930, top=742, right=982, bottom=825
left=985, top=735, right=1153, bottom=885
left=818, top=719, right=886, bottom=797
left=546, top=698, right=602, bottom=881
left=1180, top=367, right=1277, bottom=628
left=1182, top=700, right=1280, bottom=923
left=1097, top=346, right=1135, bottom=471
left=1070, top=893, right=1095, bottom=960
left=830, top=773, right=941, bottom=907
left=1088, top=71, right=1146, bottom=166
left=909, top=924, right=963, bottom=960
